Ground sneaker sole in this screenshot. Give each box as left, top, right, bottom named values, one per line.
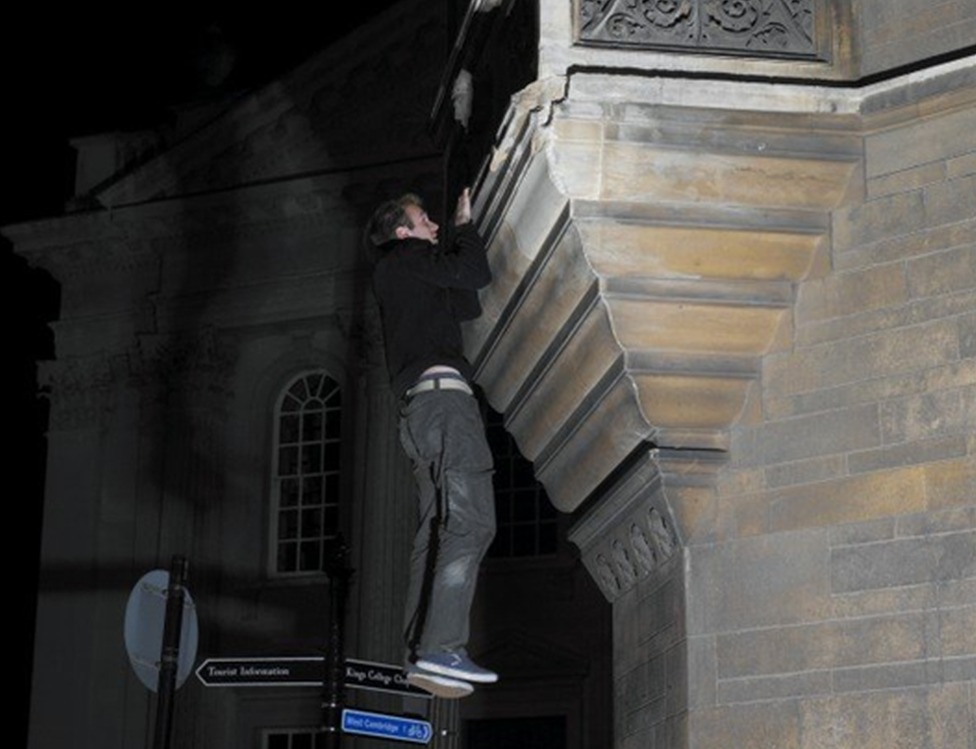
left=406, top=671, right=475, bottom=699
left=416, top=659, right=498, bottom=684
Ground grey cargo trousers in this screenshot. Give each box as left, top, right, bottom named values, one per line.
left=398, top=387, right=496, bottom=660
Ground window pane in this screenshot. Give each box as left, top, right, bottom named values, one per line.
left=539, top=522, right=558, bottom=555
left=324, top=507, right=339, bottom=536
left=323, top=442, right=340, bottom=472
left=307, top=372, right=324, bottom=398
left=289, top=378, right=308, bottom=401
left=302, top=508, right=323, bottom=537
left=496, top=494, right=512, bottom=523
left=488, top=528, right=511, bottom=558
left=278, top=446, right=298, bottom=476
left=513, top=525, right=535, bottom=556
left=324, top=384, right=341, bottom=407
left=302, top=477, right=322, bottom=506
left=486, top=426, right=508, bottom=454
left=267, top=734, right=289, bottom=749
left=280, top=478, right=299, bottom=508
left=493, top=464, right=512, bottom=491
left=325, top=409, right=341, bottom=440
left=277, top=542, right=297, bottom=572
left=302, top=409, right=323, bottom=441
left=292, top=732, right=312, bottom=749
left=324, top=473, right=339, bottom=501
left=299, top=541, right=321, bottom=572
left=513, top=495, right=535, bottom=522
left=513, top=460, right=536, bottom=487
left=279, top=509, right=298, bottom=540
left=302, top=444, right=322, bottom=473
left=280, top=414, right=300, bottom=444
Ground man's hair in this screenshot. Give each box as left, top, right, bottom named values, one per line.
left=366, top=193, right=424, bottom=247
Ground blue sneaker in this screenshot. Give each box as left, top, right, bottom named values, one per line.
left=416, top=651, right=498, bottom=684
left=405, top=665, right=474, bottom=699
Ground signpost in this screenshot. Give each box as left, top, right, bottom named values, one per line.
left=195, top=652, right=437, bottom=745
left=195, top=656, right=430, bottom=698
left=341, top=709, right=432, bottom=745
left=124, top=559, right=199, bottom=749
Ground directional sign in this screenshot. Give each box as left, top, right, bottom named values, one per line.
left=196, top=657, right=322, bottom=687
left=341, top=709, right=432, bottom=745
left=195, top=657, right=429, bottom=697
left=344, top=659, right=421, bottom=697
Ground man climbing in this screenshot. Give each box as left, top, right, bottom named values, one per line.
left=367, top=187, right=498, bottom=699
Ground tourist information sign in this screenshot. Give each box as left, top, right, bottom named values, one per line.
left=341, top=709, right=432, bottom=745
left=195, top=656, right=429, bottom=697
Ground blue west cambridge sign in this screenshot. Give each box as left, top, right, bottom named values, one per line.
left=341, top=709, right=432, bottom=745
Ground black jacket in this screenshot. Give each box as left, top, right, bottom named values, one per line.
left=373, top=223, right=491, bottom=397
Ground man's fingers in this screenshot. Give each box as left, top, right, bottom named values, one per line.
left=455, top=187, right=472, bottom=225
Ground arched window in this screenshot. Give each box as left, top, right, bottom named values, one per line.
left=272, top=370, right=342, bottom=575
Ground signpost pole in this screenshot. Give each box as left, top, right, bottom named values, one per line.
left=322, top=536, right=353, bottom=749
left=152, top=556, right=188, bottom=749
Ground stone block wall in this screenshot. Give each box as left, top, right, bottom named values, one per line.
left=614, top=554, right=688, bottom=749
left=686, top=70, right=976, bottom=749
left=856, top=0, right=976, bottom=77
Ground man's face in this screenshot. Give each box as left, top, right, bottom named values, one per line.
left=398, top=204, right=439, bottom=245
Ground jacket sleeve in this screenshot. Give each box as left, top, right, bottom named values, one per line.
left=400, top=223, right=491, bottom=289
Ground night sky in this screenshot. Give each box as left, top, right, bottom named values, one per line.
left=4, top=7, right=404, bottom=226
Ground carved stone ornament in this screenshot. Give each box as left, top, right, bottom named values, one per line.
left=578, top=0, right=820, bottom=59
left=596, top=554, right=622, bottom=596
left=631, top=523, right=656, bottom=575
left=612, top=539, right=638, bottom=587
left=40, top=356, right=124, bottom=431
left=132, top=329, right=236, bottom=405
left=648, top=507, right=677, bottom=560
left=587, top=499, right=680, bottom=601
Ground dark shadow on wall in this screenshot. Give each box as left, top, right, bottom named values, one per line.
left=2, top=237, right=59, bottom=749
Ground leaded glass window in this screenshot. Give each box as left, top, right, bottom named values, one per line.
left=263, top=729, right=327, bottom=749
left=272, top=371, right=342, bottom=575
left=484, top=407, right=559, bottom=558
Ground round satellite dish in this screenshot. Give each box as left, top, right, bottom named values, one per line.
left=124, top=569, right=199, bottom=692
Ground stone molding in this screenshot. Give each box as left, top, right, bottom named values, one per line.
left=40, top=354, right=125, bottom=432
left=469, top=74, right=861, bottom=513
left=41, top=328, right=236, bottom=431
left=568, top=448, right=720, bottom=602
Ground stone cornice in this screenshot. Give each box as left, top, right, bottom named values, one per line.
left=470, top=57, right=976, bottom=516
left=568, top=448, right=710, bottom=602
left=468, top=72, right=872, bottom=513
left=563, top=54, right=976, bottom=115
left=4, top=159, right=442, bottom=278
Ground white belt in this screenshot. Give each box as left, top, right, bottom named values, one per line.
left=404, top=375, right=473, bottom=399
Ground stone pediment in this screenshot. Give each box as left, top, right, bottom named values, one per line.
left=92, top=0, right=444, bottom=209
